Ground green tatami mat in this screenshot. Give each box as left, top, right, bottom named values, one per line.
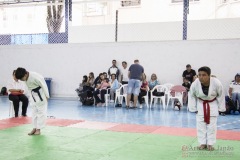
left=0, top=125, right=239, bottom=160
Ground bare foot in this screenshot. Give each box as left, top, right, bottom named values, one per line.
left=28, top=129, right=36, bottom=135
left=34, top=129, right=41, bottom=135
left=207, top=145, right=214, bottom=151
left=197, top=144, right=207, bottom=150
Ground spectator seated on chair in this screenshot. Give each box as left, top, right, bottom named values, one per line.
left=86, top=72, right=95, bottom=91
left=7, top=70, right=29, bottom=117
left=109, top=74, right=119, bottom=103
left=148, top=73, right=160, bottom=99
left=138, top=73, right=148, bottom=109
left=228, top=73, right=240, bottom=113
left=182, top=77, right=191, bottom=105
left=93, top=77, right=110, bottom=107
left=75, top=75, right=88, bottom=96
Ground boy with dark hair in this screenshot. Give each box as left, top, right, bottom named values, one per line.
left=15, top=67, right=49, bottom=135
left=182, top=64, right=196, bottom=83
left=188, top=66, right=225, bottom=151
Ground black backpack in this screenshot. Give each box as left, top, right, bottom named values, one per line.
left=82, top=97, right=94, bottom=106
left=225, top=97, right=237, bottom=114
left=0, top=87, right=7, bottom=95
left=79, top=90, right=94, bottom=106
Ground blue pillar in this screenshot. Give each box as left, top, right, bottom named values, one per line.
left=0, top=35, right=11, bottom=45
left=69, top=0, right=72, bottom=21
left=183, top=0, right=189, bottom=40
left=115, top=10, right=118, bottom=42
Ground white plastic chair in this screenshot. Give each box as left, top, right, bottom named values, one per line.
left=9, top=101, right=22, bottom=117
left=163, top=83, right=174, bottom=98
left=104, top=88, right=111, bottom=107
left=150, top=85, right=168, bottom=109
left=142, top=87, right=149, bottom=108
left=167, top=91, right=184, bottom=109
left=93, top=88, right=110, bottom=107
left=114, top=84, right=128, bottom=107
left=166, top=85, right=186, bottom=109
left=105, top=83, right=122, bottom=107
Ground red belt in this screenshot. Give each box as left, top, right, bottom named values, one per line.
left=198, top=98, right=216, bottom=124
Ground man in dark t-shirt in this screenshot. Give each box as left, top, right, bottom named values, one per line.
left=127, top=59, right=144, bottom=108
left=182, top=64, right=196, bottom=83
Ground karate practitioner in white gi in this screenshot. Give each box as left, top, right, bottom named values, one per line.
left=15, top=67, right=49, bottom=135
left=188, top=66, right=225, bottom=151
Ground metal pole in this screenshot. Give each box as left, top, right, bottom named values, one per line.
left=183, top=0, right=189, bottom=40
left=115, top=10, right=118, bottom=42
left=69, top=0, right=72, bottom=21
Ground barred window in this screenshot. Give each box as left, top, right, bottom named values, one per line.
left=85, top=2, right=108, bottom=16
left=171, top=0, right=200, bottom=3
left=220, top=0, right=240, bottom=4
left=121, top=0, right=141, bottom=7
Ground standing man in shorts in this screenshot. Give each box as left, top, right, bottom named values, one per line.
left=126, top=59, right=144, bottom=109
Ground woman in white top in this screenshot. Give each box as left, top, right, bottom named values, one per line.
left=229, top=73, right=240, bottom=111
left=110, top=74, right=119, bottom=102
left=7, top=70, right=29, bottom=117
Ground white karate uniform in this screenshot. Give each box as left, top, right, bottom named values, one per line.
left=25, top=72, right=50, bottom=129
left=188, top=77, right=225, bottom=145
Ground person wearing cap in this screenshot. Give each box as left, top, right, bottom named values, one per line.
left=182, top=64, right=196, bottom=84
left=228, top=73, right=240, bottom=112
left=188, top=66, right=225, bottom=151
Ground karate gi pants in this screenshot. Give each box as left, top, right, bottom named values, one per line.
left=196, top=115, right=217, bottom=145
left=32, top=103, right=47, bottom=129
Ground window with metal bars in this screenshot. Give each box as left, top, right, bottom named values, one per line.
left=171, top=0, right=200, bottom=3
left=121, top=0, right=141, bottom=7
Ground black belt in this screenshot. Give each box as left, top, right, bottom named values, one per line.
left=31, top=86, right=43, bottom=102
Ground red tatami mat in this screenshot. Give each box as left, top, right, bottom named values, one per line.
left=46, top=119, right=84, bottom=126
left=217, top=130, right=240, bottom=141
left=152, top=126, right=197, bottom=137
left=107, top=124, right=160, bottom=133
left=0, top=117, right=32, bottom=124
left=68, top=121, right=119, bottom=130
left=0, top=117, right=84, bottom=129
left=0, top=117, right=32, bottom=129
left=1, top=118, right=239, bottom=141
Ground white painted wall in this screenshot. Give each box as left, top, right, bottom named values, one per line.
left=69, top=18, right=240, bottom=43
left=0, top=39, right=239, bottom=97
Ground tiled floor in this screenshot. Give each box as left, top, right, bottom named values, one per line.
left=0, top=96, right=240, bottom=131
